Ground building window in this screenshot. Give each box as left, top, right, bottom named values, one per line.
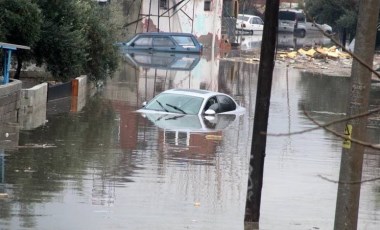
left=204, top=0, right=211, bottom=11
left=160, top=0, right=168, bottom=9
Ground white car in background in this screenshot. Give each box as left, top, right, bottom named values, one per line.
left=236, top=14, right=264, bottom=34
left=278, top=9, right=332, bottom=37
left=305, top=21, right=333, bottom=35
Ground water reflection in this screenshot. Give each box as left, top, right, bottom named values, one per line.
left=277, top=32, right=332, bottom=49
left=236, top=32, right=332, bottom=51
left=1, top=49, right=380, bottom=229
left=123, top=51, right=201, bottom=71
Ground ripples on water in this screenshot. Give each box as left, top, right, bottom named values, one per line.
left=1, top=58, right=380, bottom=229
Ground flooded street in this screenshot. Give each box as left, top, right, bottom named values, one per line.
left=1, top=44, right=380, bottom=229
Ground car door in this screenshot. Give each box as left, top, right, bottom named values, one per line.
left=152, top=36, right=177, bottom=52
left=253, top=18, right=264, bottom=31
left=130, top=36, right=153, bottom=51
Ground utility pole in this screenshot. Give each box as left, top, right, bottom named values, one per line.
left=334, top=1, right=380, bottom=230
left=244, top=0, right=279, bottom=225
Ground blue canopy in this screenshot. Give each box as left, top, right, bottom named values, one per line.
left=1, top=42, right=30, bottom=85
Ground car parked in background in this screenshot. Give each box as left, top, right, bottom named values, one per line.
left=117, top=32, right=203, bottom=53
left=305, top=21, right=333, bottom=35
left=278, top=9, right=307, bottom=36
left=278, top=9, right=332, bottom=37
left=236, top=14, right=264, bottom=34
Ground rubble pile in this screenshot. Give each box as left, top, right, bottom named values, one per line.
left=278, top=46, right=352, bottom=60
left=275, top=46, right=354, bottom=76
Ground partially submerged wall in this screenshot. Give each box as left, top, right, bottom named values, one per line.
left=0, top=79, right=22, bottom=123
left=19, top=83, right=48, bottom=130
left=71, top=75, right=88, bottom=112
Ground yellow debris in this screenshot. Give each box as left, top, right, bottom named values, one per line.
left=298, top=48, right=316, bottom=57
left=327, top=50, right=339, bottom=58
left=280, top=46, right=352, bottom=61
left=287, top=51, right=298, bottom=59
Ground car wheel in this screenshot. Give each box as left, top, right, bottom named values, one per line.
left=294, top=29, right=306, bottom=38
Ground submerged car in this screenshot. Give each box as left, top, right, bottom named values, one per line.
left=137, top=89, right=245, bottom=116
left=118, top=32, right=203, bottom=53
left=236, top=14, right=264, bottom=34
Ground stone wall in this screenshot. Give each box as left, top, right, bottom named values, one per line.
left=0, top=79, right=22, bottom=123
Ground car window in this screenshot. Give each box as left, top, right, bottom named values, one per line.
left=296, top=13, right=305, bottom=22
left=216, top=95, right=236, bottom=112
left=153, top=37, right=175, bottom=47
left=172, top=36, right=196, bottom=48
left=204, top=97, right=218, bottom=112
left=238, top=15, right=250, bottom=21
left=253, top=18, right=263, bottom=25
left=279, top=11, right=296, bottom=21
left=134, top=37, right=152, bottom=46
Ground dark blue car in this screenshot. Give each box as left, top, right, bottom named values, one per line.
left=118, top=32, right=203, bottom=54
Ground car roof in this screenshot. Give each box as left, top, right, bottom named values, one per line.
left=279, top=8, right=304, bottom=13
left=162, top=88, right=227, bottom=99
left=238, top=14, right=259, bottom=18
left=134, top=32, right=196, bottom=37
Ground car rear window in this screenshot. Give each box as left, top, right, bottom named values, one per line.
left=279, top=11, right=296, bottom=21
left=238, top=15, right=250, bottom=21
left=172, top=36, right=196, bottom=47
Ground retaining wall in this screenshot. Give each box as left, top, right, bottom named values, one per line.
left=19, top=83, right=48, bottom=130
left=71, top=75, right=88, bottom=112
left=0, top=79, right=22, bottom=123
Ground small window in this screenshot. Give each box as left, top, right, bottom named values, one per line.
left=160, top=0, right=168, bottom=9
left=204, top=0, right=211, bottom=11
left=216, top=95, right=236, bottom=112
left=134, top=37, right=152, bottom=46
left=153, top=37, right=175, bottom=47
left=172, top=36, right=196, bottom=48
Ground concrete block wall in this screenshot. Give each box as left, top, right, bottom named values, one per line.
left=19, top=83, right=48, bottom=130
left=71, top=75, right=88, bottom=112
left=0, top=79, right=22, bottom=123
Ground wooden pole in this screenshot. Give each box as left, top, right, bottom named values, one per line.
left=244, top=0, right=279, bottom=224
left=334, top=1, right=380, bottom=229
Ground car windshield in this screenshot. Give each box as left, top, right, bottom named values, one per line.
left=145, top=93, right=204, bottom=115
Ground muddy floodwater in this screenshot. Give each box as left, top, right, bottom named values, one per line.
left=1, top=48, right=380, bottom=229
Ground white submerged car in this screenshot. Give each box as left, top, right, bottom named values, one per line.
left=136, top=89, right=246, bottom=132
left=137, top=89, right=245, bottom=116
left=236, top=14, right=264, bottom=34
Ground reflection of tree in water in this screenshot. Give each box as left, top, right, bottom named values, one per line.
left=299, top=72, right=380, bottom=211
left=1, top=96, right=138, bottom=228
left=298, top=72, right=350, bottom=116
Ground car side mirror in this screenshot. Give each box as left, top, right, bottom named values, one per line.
left=205, top=109, right=216, bottom=116
left=142, top=101, right=147, bottom=107
left=130, top=42, right=135, bottom=47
